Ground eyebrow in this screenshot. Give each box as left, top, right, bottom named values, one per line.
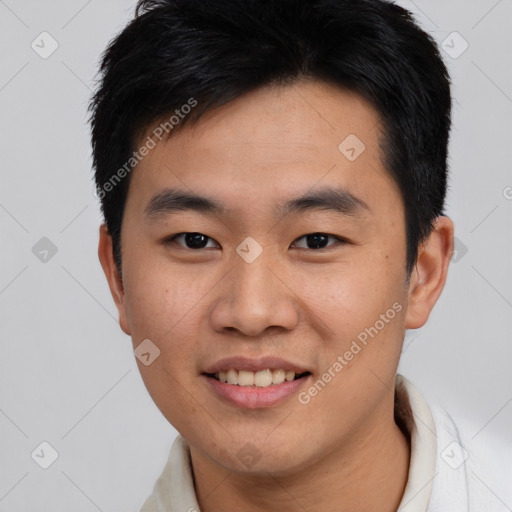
left=144, top=186, right=370, bottom=220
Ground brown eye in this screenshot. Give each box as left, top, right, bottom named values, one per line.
left=169, top=232, right=219, bottom=249
left=292, top=233, right=344, bottom=250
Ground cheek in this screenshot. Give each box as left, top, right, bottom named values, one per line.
left=122, top=251, right=207, bottom=341
left=122, top=265, right=206, bottom=423
left=297, top=261, right=404, bottom=338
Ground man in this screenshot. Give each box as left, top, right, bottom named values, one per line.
left=89, top=0, right=510, bottom=510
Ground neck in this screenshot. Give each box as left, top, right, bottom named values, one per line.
left=190, top=394, right=411, bottom=512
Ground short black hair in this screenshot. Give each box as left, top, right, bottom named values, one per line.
left=89, top=0, right=451, bottom=276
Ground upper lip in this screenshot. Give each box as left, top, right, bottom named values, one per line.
left=203, top=356, right=310, bottom=374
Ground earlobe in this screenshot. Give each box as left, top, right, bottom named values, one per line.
left=405, top=216, right=454, bottom=329
left=97, top=224, right=131, bottom=335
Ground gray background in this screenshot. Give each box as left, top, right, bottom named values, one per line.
left=0, top=0, right=511, bottom=510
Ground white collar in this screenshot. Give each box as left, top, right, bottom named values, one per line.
left=395, top=374, right=437, bottom=511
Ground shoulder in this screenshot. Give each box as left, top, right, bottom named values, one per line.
left=428, top=399, right=512, bottom=511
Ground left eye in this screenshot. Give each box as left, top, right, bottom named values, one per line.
left=291, top=233, right=343, bottom=250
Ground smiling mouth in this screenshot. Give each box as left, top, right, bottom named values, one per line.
left=205, top=369, right=311, bottom=388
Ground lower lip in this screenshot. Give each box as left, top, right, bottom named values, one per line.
left=203, top=374, right=311, bottom=409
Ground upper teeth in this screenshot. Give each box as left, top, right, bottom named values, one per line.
left=215, top=369, right=297, bottom=387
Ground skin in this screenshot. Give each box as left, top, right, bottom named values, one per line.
left=99, top=79, right=454, bottom=512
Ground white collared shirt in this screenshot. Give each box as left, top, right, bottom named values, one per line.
left=141, top=374, right=511, bottom=511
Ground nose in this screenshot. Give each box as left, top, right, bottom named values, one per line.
left=209, top=249, right=300, bottom=337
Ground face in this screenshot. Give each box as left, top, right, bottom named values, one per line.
left=99, top=79, right=446, bottom=476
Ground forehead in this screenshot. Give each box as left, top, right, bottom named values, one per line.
left=127, top=79, right=397, bottom=215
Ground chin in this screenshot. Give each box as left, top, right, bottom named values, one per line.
left=212, top=438, right=319, bottom=478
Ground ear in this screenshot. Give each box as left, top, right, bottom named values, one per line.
left=98, top=224, right=131, bottom=335
left=405, top=216, right=454, bottom=329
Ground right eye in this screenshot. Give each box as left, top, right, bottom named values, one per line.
left=165, top=232, right=220, bottom=250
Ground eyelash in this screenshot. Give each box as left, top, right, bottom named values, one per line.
left=165, top=232, right=348, bottom=250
